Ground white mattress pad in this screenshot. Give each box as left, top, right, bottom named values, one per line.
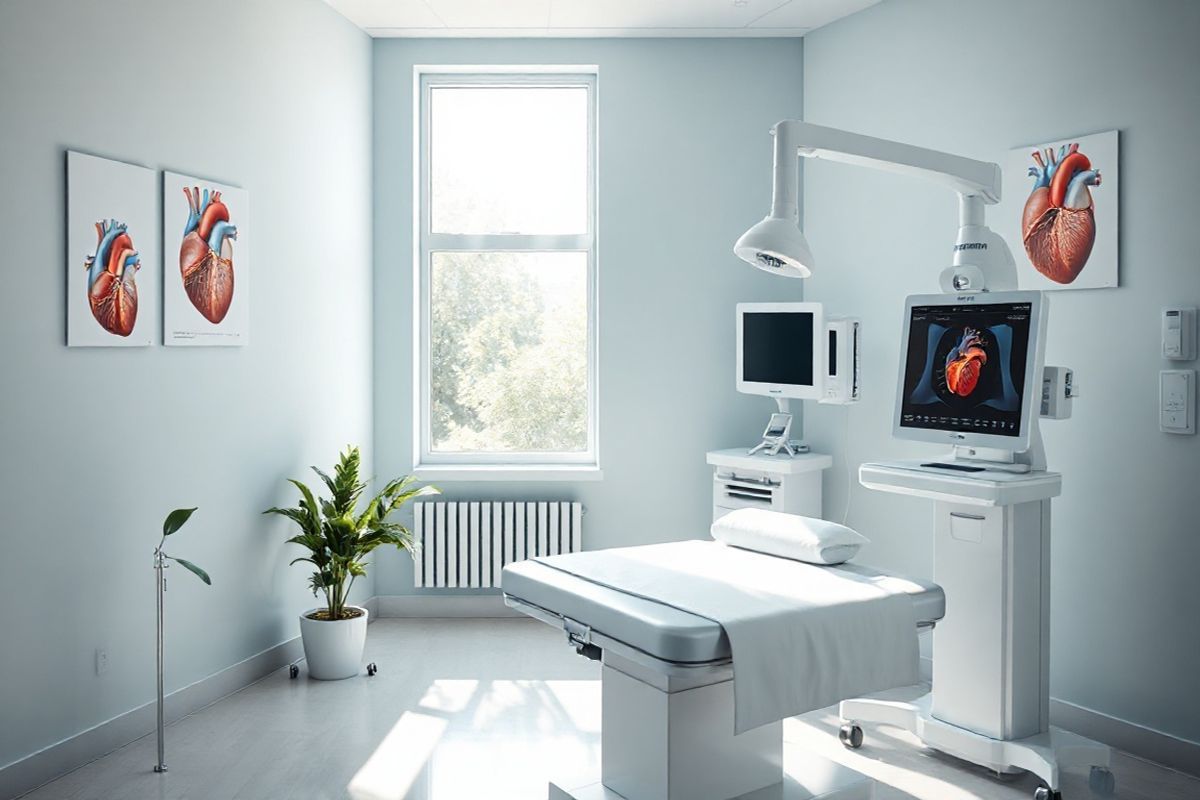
left=503, top=542, right=944, bottom=665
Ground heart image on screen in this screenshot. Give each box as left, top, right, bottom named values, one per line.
left=179, top=187, right=237, bottom=324
left=944, top=327, right=988, bottom=398
left=85, top=218, right=140, bottom=337
left=1022, top=143, right=1101, bottom=285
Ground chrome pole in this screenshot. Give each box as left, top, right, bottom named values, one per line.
left=154, top=548, right=167, bottom=773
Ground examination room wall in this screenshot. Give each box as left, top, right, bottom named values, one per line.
left=0, top=0, right=373, bottom=774
left=372, top=38, right=804, bottom=595
left=802, top=0, right=1200, bottom=748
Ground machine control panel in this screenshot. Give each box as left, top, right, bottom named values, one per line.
left=1160, top=369, right=1195, bottom=434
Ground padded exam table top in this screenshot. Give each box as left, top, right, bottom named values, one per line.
left=503, top=546, right=945, bottom=666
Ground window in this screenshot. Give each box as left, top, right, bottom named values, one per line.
left=415, top=69, right=598, bottom=478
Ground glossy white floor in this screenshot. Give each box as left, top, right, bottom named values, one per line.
left=22, top=619, right=1198, bottom=800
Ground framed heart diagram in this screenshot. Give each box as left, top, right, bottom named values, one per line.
left=163, top=171, right=249, bottom=345
left=67, top=152, right=158, bottom=347
left=1002, top=130, right=1119, bottom=291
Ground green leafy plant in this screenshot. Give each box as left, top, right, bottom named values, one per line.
left=264, top=446, right=439, bottom=621
left=156, top=508, right=212, bottom=585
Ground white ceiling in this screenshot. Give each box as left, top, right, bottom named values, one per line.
left=322, top=0, right=881, bottom=38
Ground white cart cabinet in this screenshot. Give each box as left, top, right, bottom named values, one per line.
left=841, top=461, right=1111, bottom=798
left=706, top=448, right=833, bottom=523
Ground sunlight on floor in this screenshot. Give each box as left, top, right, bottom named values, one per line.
left=346, top=681, right=470, bottom=800
left=786, top=714, right=993, bottom=800
left=347, top=678, right=601, bottom=800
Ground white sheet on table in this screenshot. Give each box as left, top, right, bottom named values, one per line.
left=535, top=540, right=919, bottom=734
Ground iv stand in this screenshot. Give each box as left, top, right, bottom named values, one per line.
left=153, top=548, right=168, bottom=773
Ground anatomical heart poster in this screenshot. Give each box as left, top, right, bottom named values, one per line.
left=67, top=152, right=158, bottom=346
left=163, top=171, right=249, bottom=345
left=1002, top=130, right=1118, bottom=291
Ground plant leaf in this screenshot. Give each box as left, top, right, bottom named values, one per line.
left=168, top=556, right=211, bottom=585
left=162, top=507, right=197, bottom=537
left=287, top=479, right=323, bottom=535
left=385, top=484, right=440, bottom=516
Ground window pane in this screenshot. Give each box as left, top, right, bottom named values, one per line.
left=430, top=86, right=588, bottom=235
left=430, top=252, right=588, bottom=453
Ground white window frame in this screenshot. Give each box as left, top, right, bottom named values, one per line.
left=413, top=67, right=600, bottom=481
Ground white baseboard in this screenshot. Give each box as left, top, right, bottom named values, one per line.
left=1050, top=697, right=1200, bottom=778
left=0, top=635, right=303, bottom=800
left=375, top=594, right=522, bottom=618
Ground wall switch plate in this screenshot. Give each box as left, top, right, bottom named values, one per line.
left=1162, top=308, right=1196, bottom=361
left=1160, top=370, right=1195, bottom=434
left=95, top=648, right=108, bottom=675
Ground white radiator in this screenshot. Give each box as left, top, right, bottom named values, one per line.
left=413, top=501, right=583, bottom=589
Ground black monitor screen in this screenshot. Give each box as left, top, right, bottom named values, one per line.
left=899, top=302, right=1032, bottom=437
left=742, top=312, right=814, bottom=387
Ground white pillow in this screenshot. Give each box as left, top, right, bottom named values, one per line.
left=710, top=508, right=868, bottom=565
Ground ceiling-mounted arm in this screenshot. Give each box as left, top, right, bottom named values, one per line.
left=774, top=120, right=1001, bottom=204
left=737, top=120, right=1017, bottom=292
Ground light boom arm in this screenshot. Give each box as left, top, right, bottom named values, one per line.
left=739, top=119, right=1016, bottom=291
left=774, top=120, right=1001, bottom=204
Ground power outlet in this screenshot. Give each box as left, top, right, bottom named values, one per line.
left=95, top=648, right=109, bottom=676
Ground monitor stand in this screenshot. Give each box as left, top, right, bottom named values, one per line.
left=924, top=417, right=1047, bottom=475
left=847, top=459, right=1112, bottom=799
left=748, top=398, right=809, bottom=457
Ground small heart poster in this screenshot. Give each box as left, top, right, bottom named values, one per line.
left=1001, top=129, right=1118, bottom=291
left=67, top=152, right=158, bottom=347
left=163, top=171, right=249, bottom=345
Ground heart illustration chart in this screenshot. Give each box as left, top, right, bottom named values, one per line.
left=1002, top=129, right=1118, bottom=291
left=163, top=171, right=249, bottom=346
left=67, top=152, right=158, bottom=347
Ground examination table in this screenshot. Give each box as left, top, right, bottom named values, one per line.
left=503, top=544, right=945, bottom=800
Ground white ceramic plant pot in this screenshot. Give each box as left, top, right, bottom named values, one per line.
left=298, top=606, right=369, bottom=680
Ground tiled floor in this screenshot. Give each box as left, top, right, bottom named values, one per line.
left=21, top=619, right=1199, bottom=800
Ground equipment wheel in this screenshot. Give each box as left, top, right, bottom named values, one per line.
left=367, top=662, right=378, bottom=677
left=1033, top=786, right=1061, bottom=800
left=289, top=664, right=299, bottom=679
left=838, top=723, right=864, bottom=749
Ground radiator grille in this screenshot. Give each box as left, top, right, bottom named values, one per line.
left=413, top=501, right=583, bottom=589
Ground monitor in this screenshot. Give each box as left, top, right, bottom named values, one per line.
left=894, top=291, right=1046, bottom=452
left=736, top=302, right=824, bottom=401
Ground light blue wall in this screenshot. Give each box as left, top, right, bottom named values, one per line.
left=373, top=39, right=805, bottom=594
left=0, top=0, right=373, bottom=771
left=802, top=0, right=1200, bottom=744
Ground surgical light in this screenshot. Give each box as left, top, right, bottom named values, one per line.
left=735, top=120, right=1016, bottom=293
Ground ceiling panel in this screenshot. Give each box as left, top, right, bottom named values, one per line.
left=324, top=0, right=446, bottom=29
left=548, top=0, right=767, bottom=30
left=322, top=0, right=881, bottom=36
left=427, top=0, right=552, bottom=28
left=748, top=0, right=879, bottom=29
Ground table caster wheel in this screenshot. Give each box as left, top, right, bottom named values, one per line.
left=1089, top=766, right=1116, bottom=796
left=1033, top=787, right=1061, bottom=800
left=839, top=723, right=864, bottom=749
left=289, top=664, right=299, bottom=679
left=366, top=662, right=378, bottom=677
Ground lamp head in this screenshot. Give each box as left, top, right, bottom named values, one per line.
left=733, top=215, right=814, bottom=278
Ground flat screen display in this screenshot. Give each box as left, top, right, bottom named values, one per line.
left=899, top=301, right=1032, bottom=437
left=742, top=312, right=814, bottom=387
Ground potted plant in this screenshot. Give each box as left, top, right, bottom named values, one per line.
left=265, top=446, right=438, bottom=679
